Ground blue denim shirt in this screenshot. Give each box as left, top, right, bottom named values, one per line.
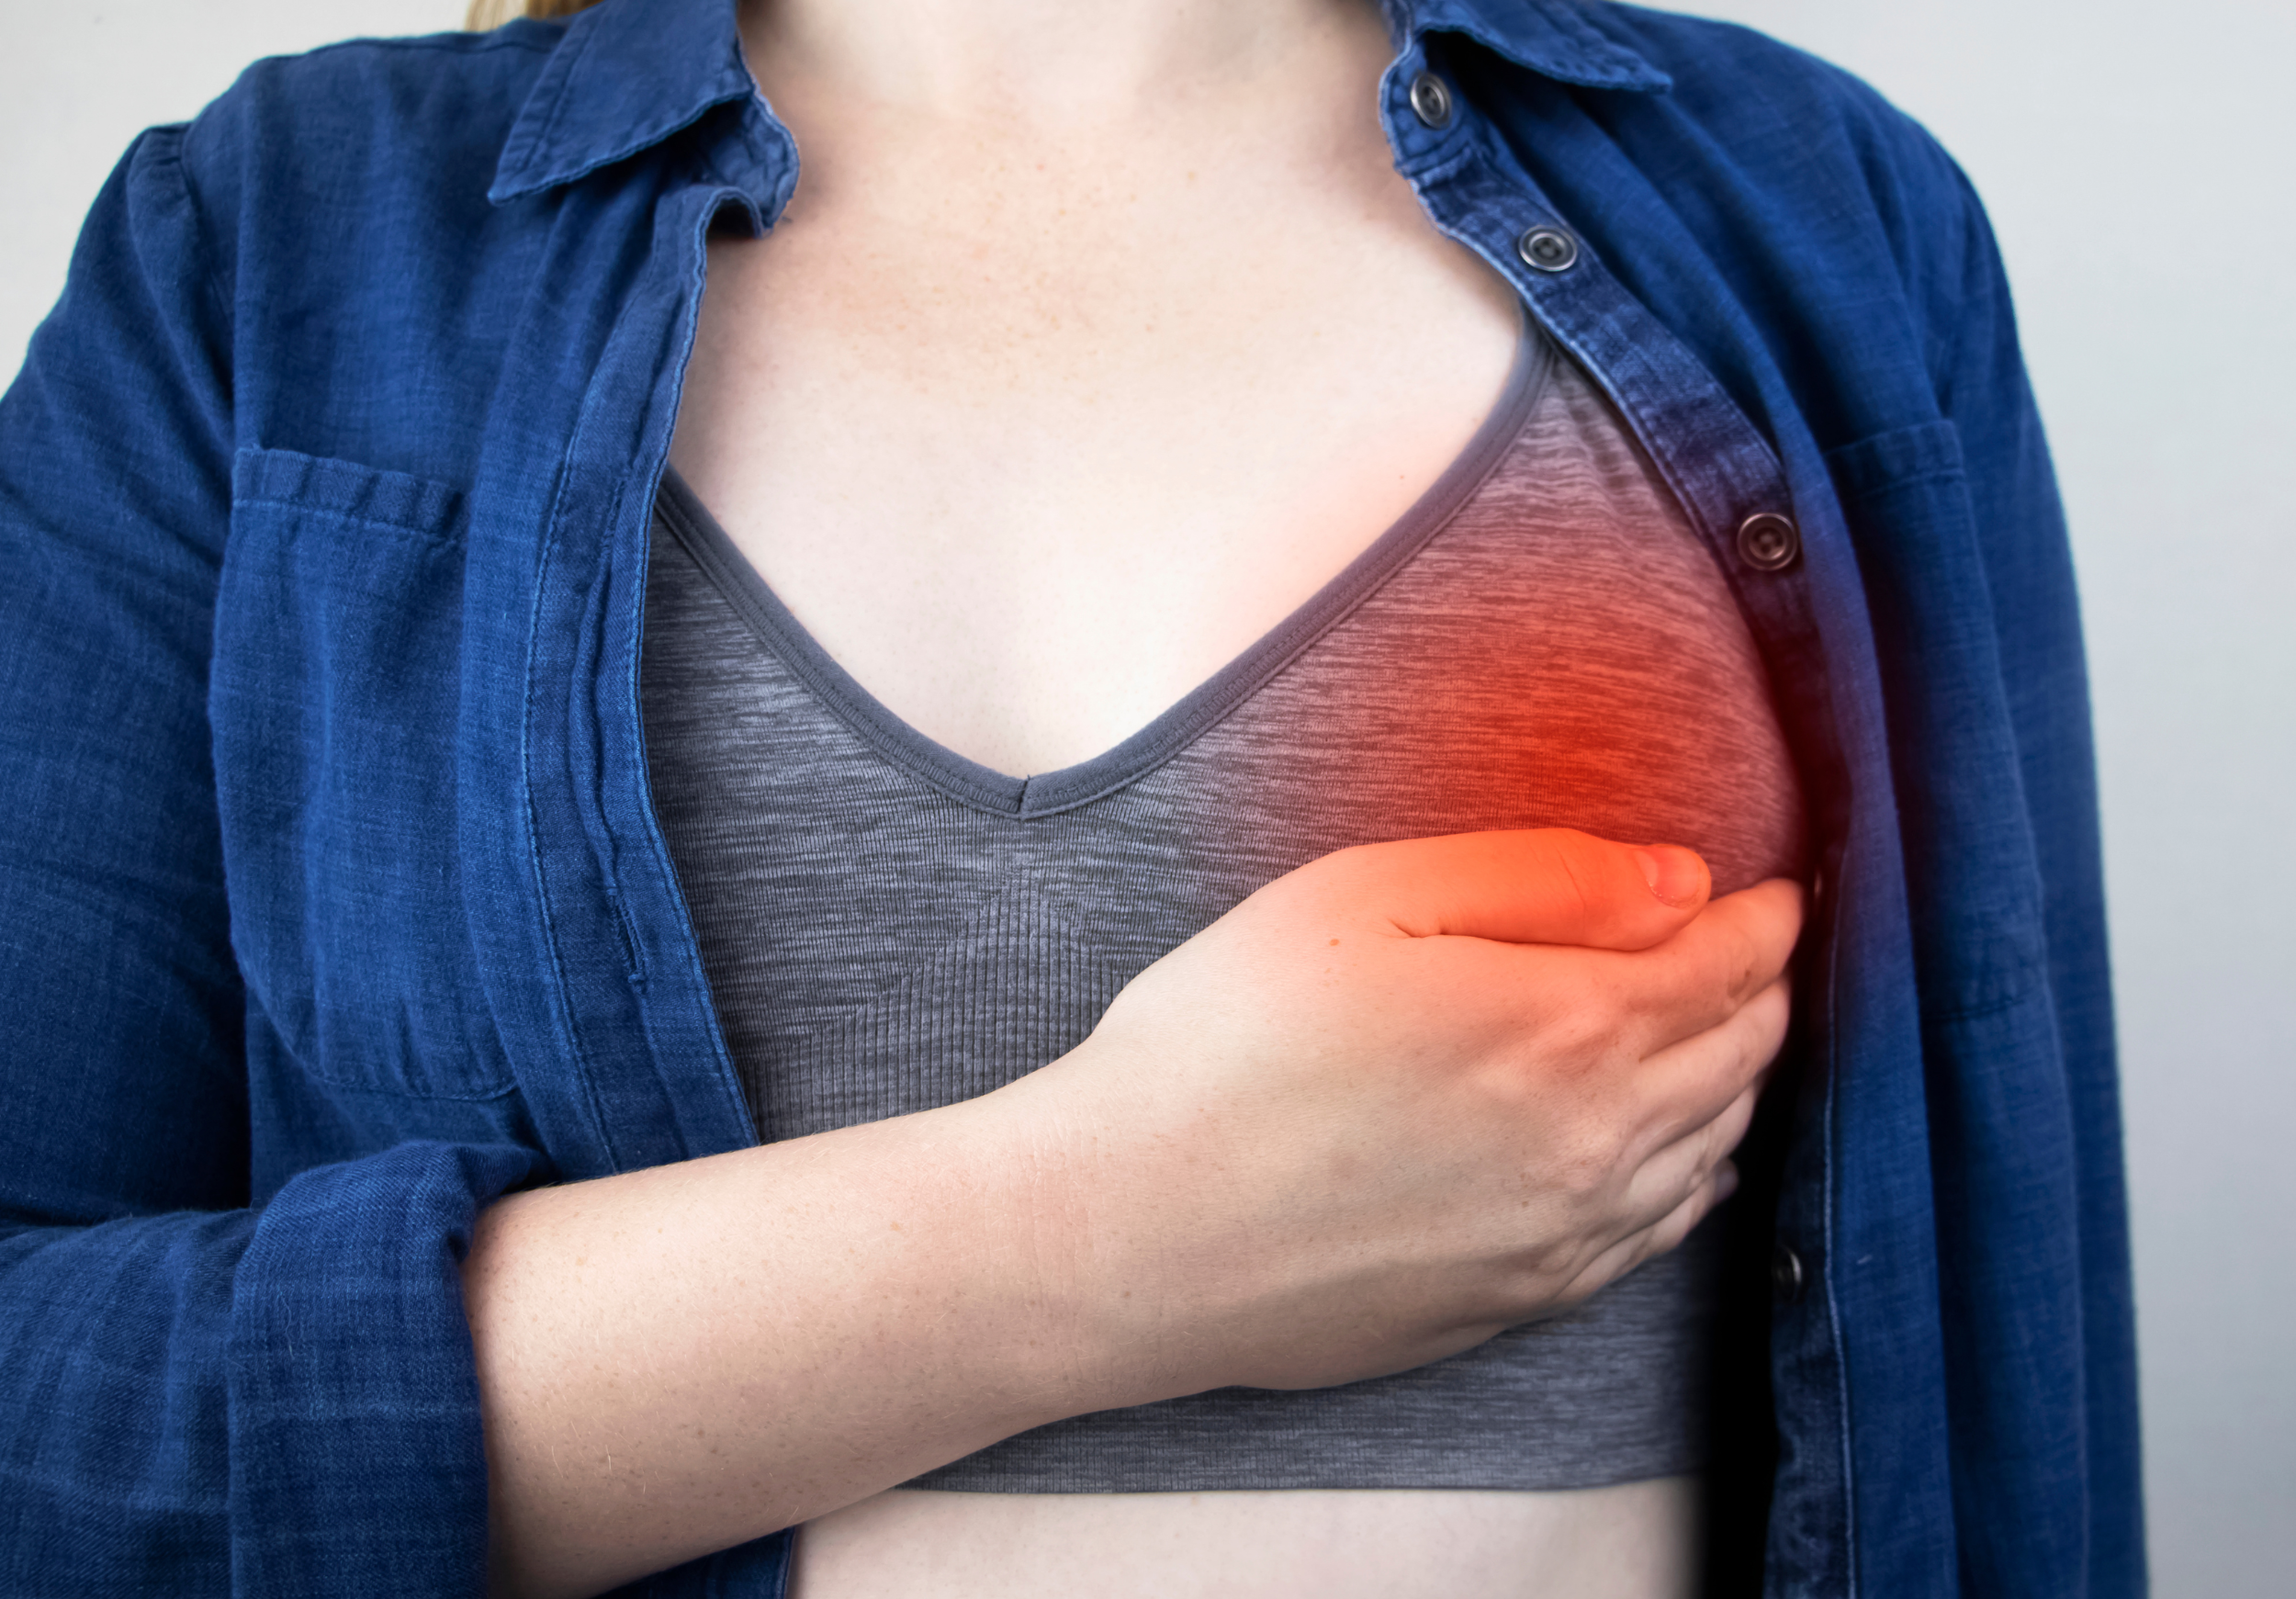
left=0, top=0, right=2141, bottom=1593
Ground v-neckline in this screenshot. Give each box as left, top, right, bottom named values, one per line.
left=651, top=315, right=1550, bottom=821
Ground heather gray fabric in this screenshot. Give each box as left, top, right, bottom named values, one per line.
left=637, top=322, right=1809, bottom=1492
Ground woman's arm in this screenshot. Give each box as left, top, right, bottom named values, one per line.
left=0, top=129, right=550, bottom=1596
left=466, top=832, right=1800, bottom=1599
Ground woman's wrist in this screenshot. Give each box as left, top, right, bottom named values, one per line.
left=848, top=1088, right=1131, bottom=1432
left=964, top=1036, right=1244, bottom=1417
left=929, top=1061, right=1174, bottom=1422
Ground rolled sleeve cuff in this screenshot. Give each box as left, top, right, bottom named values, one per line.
left=228, top=1140, right=542, bottom=1599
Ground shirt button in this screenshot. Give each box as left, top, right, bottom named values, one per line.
left=1737, top=512, right=1801, bottom=571
left=1772, top=1241, right=1807, bottom=1303
left=1408, top=71, right=1456, bottom=129
left=1516, top=226, right=1579, bottom=273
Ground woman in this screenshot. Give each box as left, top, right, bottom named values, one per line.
left=0, top=1, right=2138, bottom=1596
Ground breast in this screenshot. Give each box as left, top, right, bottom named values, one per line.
left=1196, top=344, right=1809, bottom=903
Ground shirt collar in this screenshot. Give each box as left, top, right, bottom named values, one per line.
left=490, top=0, right=758, bottom=203
left=490, top=0, right=1669, bottom=204
left=1397, top=0, right=1671, bottom=92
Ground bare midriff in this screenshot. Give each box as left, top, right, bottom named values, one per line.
left=790, top=1482, right=1702, bottom=1598
left=666, top=4, right=1712, bottom=1587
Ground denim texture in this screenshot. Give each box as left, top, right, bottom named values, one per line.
left=0, top=1, right=2139, bottom=1594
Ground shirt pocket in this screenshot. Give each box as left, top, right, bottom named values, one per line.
left=213, top=447, right=514, bottom=1099
left=1824, top=419, right=2048, bottom=1020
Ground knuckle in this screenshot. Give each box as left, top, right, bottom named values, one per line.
left=1693, top=1114, right=1740, bottom=1171
left=1514, top=1243, right=1605, bottom=1315
left=1503, top=1233, right=1581, bottom=1300
left=1544, top=832, right=1608, bottom=919
left=1549, top=1118, right=1631, bottom=1199
left=1723, top=920, right=1767, bottom=999
left=1730, top=986, right=1791, bottom=1074
left=1539, top=1003, right=1612, bottom=1073
left=1649, top=1197, right=1706, bottom=1258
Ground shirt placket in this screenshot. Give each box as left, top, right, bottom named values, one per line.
left=1380, top=30, right=1855, bottom=1596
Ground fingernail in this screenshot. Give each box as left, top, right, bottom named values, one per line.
left=1634, top=846, right=1702, bottom=907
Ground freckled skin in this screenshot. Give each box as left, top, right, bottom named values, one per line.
left=673, top=11, right=1523, bottom=783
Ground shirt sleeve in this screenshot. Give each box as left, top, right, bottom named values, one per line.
left=1926, top=154, right=2145, bottom=1593
left=0, top=126, right=541, bottom=1599
left=1851, top=118, right=2144, bottom=1593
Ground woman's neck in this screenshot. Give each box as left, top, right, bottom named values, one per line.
left=739, top=0, right=1398, bottom=134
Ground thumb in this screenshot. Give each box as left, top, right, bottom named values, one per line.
left=1332, top=828, right=1711, bottom=952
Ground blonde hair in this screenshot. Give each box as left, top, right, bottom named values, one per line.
left=465, top=0, right=608, bottom=29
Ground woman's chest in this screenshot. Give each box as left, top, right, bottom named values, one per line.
left=645, top=341, right=1810, bottom=1149
left=665, top=151, right=1525, bottom=778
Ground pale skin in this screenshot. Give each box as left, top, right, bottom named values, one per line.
left=457, top=1, right=1806, bottom=1595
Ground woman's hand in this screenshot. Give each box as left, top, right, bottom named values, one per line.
left=993, top=828, right=1802, bottom=1406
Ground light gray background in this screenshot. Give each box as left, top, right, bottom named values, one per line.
left=3, top=1, right=2289, bottom=1591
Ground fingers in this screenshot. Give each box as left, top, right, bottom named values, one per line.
left=1558, top=1161, right=1739, bottom=1308
left=1321, top=828, right=1713, bottom=953
left=1519, top=919, right=1796, bottom=1316
left=1584, top=877, right=1805, bottom=1052
left=1548, top=990, right=1781, bottom=1312
left=1668, top=877, right=1805, bottom=1009
left=1628, top=1058, right=1769, bottom=1211
left=1622, top=974, right=1791, bottom=1147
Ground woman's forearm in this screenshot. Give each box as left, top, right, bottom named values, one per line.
left=462, top=1095, right=1086, bottom=1599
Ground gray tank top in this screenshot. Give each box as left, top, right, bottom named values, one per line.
left=638, top=321, right=1808, bottom=1492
